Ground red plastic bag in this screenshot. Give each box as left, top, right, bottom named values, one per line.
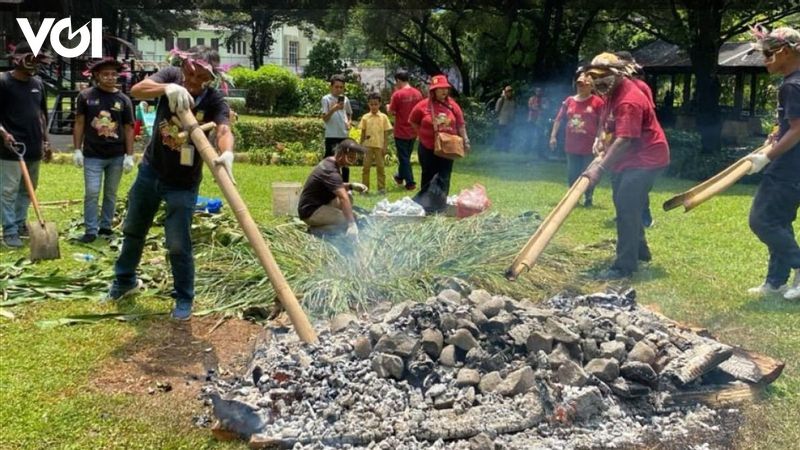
left=455, top=184, right=491, bottom=218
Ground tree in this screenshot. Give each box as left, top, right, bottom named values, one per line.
left=303, top=40, right=349, bottom=80
left=618, top=0, right=800, bottom=153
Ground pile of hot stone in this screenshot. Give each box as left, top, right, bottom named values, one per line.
left=204, top=287, right=779, bottom=449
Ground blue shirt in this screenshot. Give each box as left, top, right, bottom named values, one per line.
left=765, top=70, right=800, bottom=181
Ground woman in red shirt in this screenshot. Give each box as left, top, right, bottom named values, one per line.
left=408, top=75, right=471, bottom=213
left=549, top=72, right=605, bottom=206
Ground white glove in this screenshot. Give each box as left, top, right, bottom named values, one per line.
left=350, top=182, right=368, bottom=194
left=346, top=222, right=359, bottom=238
left=746, top=153, right=771, bottom=175
left=214, top=150, right=235, bottom=184
left=123, top=154, right=134, bottom=173
left=73, top=149, right=84, bottom=167
left=164, top=83, right=194, bottom=113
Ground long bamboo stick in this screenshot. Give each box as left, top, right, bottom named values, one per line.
left=506, top=173, right=592, bottom=280
left=662, top=144, right=769, bottom=212
left=177, top=110, right=318, bottom=344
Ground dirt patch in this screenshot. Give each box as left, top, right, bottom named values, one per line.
left=91, top=315, right=267, bottom=400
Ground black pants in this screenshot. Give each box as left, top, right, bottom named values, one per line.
left=611, top=168, right=661, bottom=273
left=495, top=124, right=511, bottom=152
left=566, top=153, right=595, bottom=204
left=414, top=143, right=454, bottom=213
left=749, top=176, right=800, bottom=287
left=325, top=137, right=349, bottom=182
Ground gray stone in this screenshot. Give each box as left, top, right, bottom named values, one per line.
left=466, top=346, right=490, bottom=367
left=433, top=392, right=456, bottom=409
left=456, top=319, right=481, bottom=338
left=628, top=341, right=656, bottom=365
left=469, top=432, right=494, bottom=450
left=548, top=343, right=575, bottom=368
left=577, top=316, right=594, bottom=335
left=447, top=328, right=479, bottom=351
left=467, top=288, right=492, bottom=305
left=581, top=339, right=600, bottom=361
left=478, top=371, right=502, bottom=394
left=439, top=345, right=458, bottom=367
left=368, top=323, right=386, bottom=344
left=620, top=361, right=658, bottom=386
left=371, top=353, right=404, bottom=380
left=353, top=336, right=372, bottom=360
left=470, top=308, right=488, bottom=326
left=600, top=340, right=627, bottom=362
left=584, top=358, right=620, bottom=382
left=478, top=296, right=506, bottom=318
left=568, top=386, right=606, bottom=421
left=374, top=332, right=419, bottom=358
left=545, top=318, right=580, bottom=344
left=484, top=311, right=516, bottom=334
left=609, top=377, right=651, bottom=398
left=329, top=313, right=357, bottom=333
left=437, top=288, right=463, bottom=305
left=625, top=325, right=646, bottom=341
left=556, top=359, right=589, bottom=387
left=526, top=331, right=553, bottom=354
left=496, top=366, right=535, bottom=396
left=508, top=324, right=531, bottom=347
left=456, top=368, right=481, bottom=387
left=383, top=301, right=413, bottom=323
left=421, top=328, right=444, bottom=359
left=439, top=313, right=458, bottom=332
left=427, top=383, right=447, bottom=398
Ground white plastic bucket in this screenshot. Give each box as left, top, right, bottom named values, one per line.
left=272, top=182, right=302, bottom=216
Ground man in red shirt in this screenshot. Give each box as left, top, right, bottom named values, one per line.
left=388, top=70, right=423, bottom=190
left=582, top=52, right=670, bottom=279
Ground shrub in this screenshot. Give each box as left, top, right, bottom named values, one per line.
left=229, top=65, right=300, bottom=115
left=234, top=117, right=323, bottom=152
left=225, top=97, right=247, bottom=114
left=297, top=77, right=329, bottom=116
left=459, top=97, right=494, bottom=145
left=665, top=129, right=760, bottom=182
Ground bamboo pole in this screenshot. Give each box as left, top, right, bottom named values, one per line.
left=662, top=144, right=768, bottom=212
left=506, top=174, right=591, bottom=280
left=176, top=110, right=318, bottom=344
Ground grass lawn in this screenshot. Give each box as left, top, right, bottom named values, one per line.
left=1, top=150, right=798, bottom=449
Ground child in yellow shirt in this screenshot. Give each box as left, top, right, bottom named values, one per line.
left=358, top=93, right=393, bottom=194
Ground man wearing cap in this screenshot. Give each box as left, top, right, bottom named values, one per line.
left=745, top=26, right=800, bottom=301
left=73, top=58, right=135, bottom=243
left=298, top=138, right=368, bottom=237
left=0, top=42, right=51, bottom=248
left=106, top=45, right=234, bottom=321
left=495, top=85, right=516, bottom=152
left=582, top=52, right=670, bottom=280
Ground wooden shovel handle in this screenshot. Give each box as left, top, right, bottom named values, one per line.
left=18, top=158, right=45, bottom=226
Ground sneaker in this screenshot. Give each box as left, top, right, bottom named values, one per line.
left=405, top=183, right=417, bottom=191
left=3, top=235, right=23, bottom=248
left=171, top=302, right=192, bottom=321
left=746, top=282, right=787, bottom=296
left=595, top=267, right=632, bottom=280
left=103, top=279, right=144, bottom=302
left=78, top=233, right=97, bottom=243
left=98, top=228, right=114, bottom=237
left=784, top=269, right=800, bottom=300
left=393, top=174, right=404, bottom=186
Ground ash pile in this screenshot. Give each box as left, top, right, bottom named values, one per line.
left=205, top=288, right=782, bottom=449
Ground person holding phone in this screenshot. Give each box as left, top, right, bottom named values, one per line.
left=321, top=74, right=353, bottom=182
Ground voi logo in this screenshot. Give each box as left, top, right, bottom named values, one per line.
left=16, top=18, right=102, bottom=58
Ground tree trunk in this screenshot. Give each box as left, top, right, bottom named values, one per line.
left=686, top=3, right=723, bottom=154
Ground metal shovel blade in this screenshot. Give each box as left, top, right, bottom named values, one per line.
left=28, top=220, right=60, bottom=261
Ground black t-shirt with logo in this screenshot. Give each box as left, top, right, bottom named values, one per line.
left=142, top=66, right=230, bottom=189
left=76, top=87, right=134, bottom=158
left=766, top=70, right=800, bottom=181
left=0, top=72, right=46, bottom=161
left=298, top=157, right=344, bottom=219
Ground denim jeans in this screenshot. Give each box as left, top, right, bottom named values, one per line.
left=111, top=164, right=198, bottom=307
left=749, top=176, right=800, bottom=287
left=566, top=153, right=595, bottom=203
left=611, top=168, right=661, bottom=273
left=394, top=137, right=416, bottom=185
left=83, top=156, right=124, bottom=234
left=1, top=158, right=39, bottom=238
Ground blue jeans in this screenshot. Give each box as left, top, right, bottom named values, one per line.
left=749, top=176, right=800, bottom=287
left=111, top=164, right=198, bottom=307
left=1, top=158, right=39, bottom=238
left=394, top=137, right=416, bottom=185
left=83, top=156, right=124, bottom=234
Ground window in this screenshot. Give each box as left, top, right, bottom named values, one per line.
left=288, top=41, right=299, bottom=66
left=196, top=37, right=205, bottom=46
left=177, top=37, right=190, bottom=50
left=165, top=36, right=174, bottom=51
left=211, top=38, right=219, bottom=51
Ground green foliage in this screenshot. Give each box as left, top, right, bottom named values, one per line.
left=664, top=129, right=760, bottom=181
left=297, top=77, right=330, bottom=116
left=459, top=97, right=494, bottom=144
left=303, top=40, right=351, bottom=81
left=228, top=65, right=300, bottom=115
left=234, top=117, right=323, bottom=152
left=225, top=97, right=247, bottom=114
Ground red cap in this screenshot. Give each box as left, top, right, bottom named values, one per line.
left=429, top=74, right=451, bottom=91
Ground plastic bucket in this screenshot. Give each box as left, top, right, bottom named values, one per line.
left=272, top=182, right=302, bottom=216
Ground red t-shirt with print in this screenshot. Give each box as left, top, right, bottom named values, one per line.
left=389, top=85, right=424, bottom=139
left=554, top=94, right=604, bottom=155
left=605, top=78, right=669, bottom=172
left=631, top=78, right=655, bottom=108
left=408, top=98, right=465, bottom=150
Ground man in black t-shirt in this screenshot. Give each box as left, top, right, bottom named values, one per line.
left=298, top=139, right=367, bottom=237
left=746, top=26, right=800, bottom=301
left=106, top=46, right=235, bottom=321
left=0, top=43, right=51, bottom=248
left=73, top=58, right=135, bottom=243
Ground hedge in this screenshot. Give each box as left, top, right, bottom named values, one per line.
left=664, top=129, right=763, bottom=182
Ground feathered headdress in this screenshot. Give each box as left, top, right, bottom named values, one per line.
left=750, top=24, right=800, bottom=52
left=167, top=48, right=234, bottom=94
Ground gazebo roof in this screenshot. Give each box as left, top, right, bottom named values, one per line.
left=633, top=40, right=766, bottom=70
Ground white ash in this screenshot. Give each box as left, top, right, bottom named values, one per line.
left=203, top=287, right=760, bottom=449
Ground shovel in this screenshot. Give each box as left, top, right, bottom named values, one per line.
left=10, top=143, right=60, bottom=261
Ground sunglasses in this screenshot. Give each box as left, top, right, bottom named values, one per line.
left=763, top=46, right=785, bottom=58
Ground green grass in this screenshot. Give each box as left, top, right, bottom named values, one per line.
left=1, top=151, right=798, bottom=449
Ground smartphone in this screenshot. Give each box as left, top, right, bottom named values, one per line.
left=337, top=95, right=345, bottom=104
